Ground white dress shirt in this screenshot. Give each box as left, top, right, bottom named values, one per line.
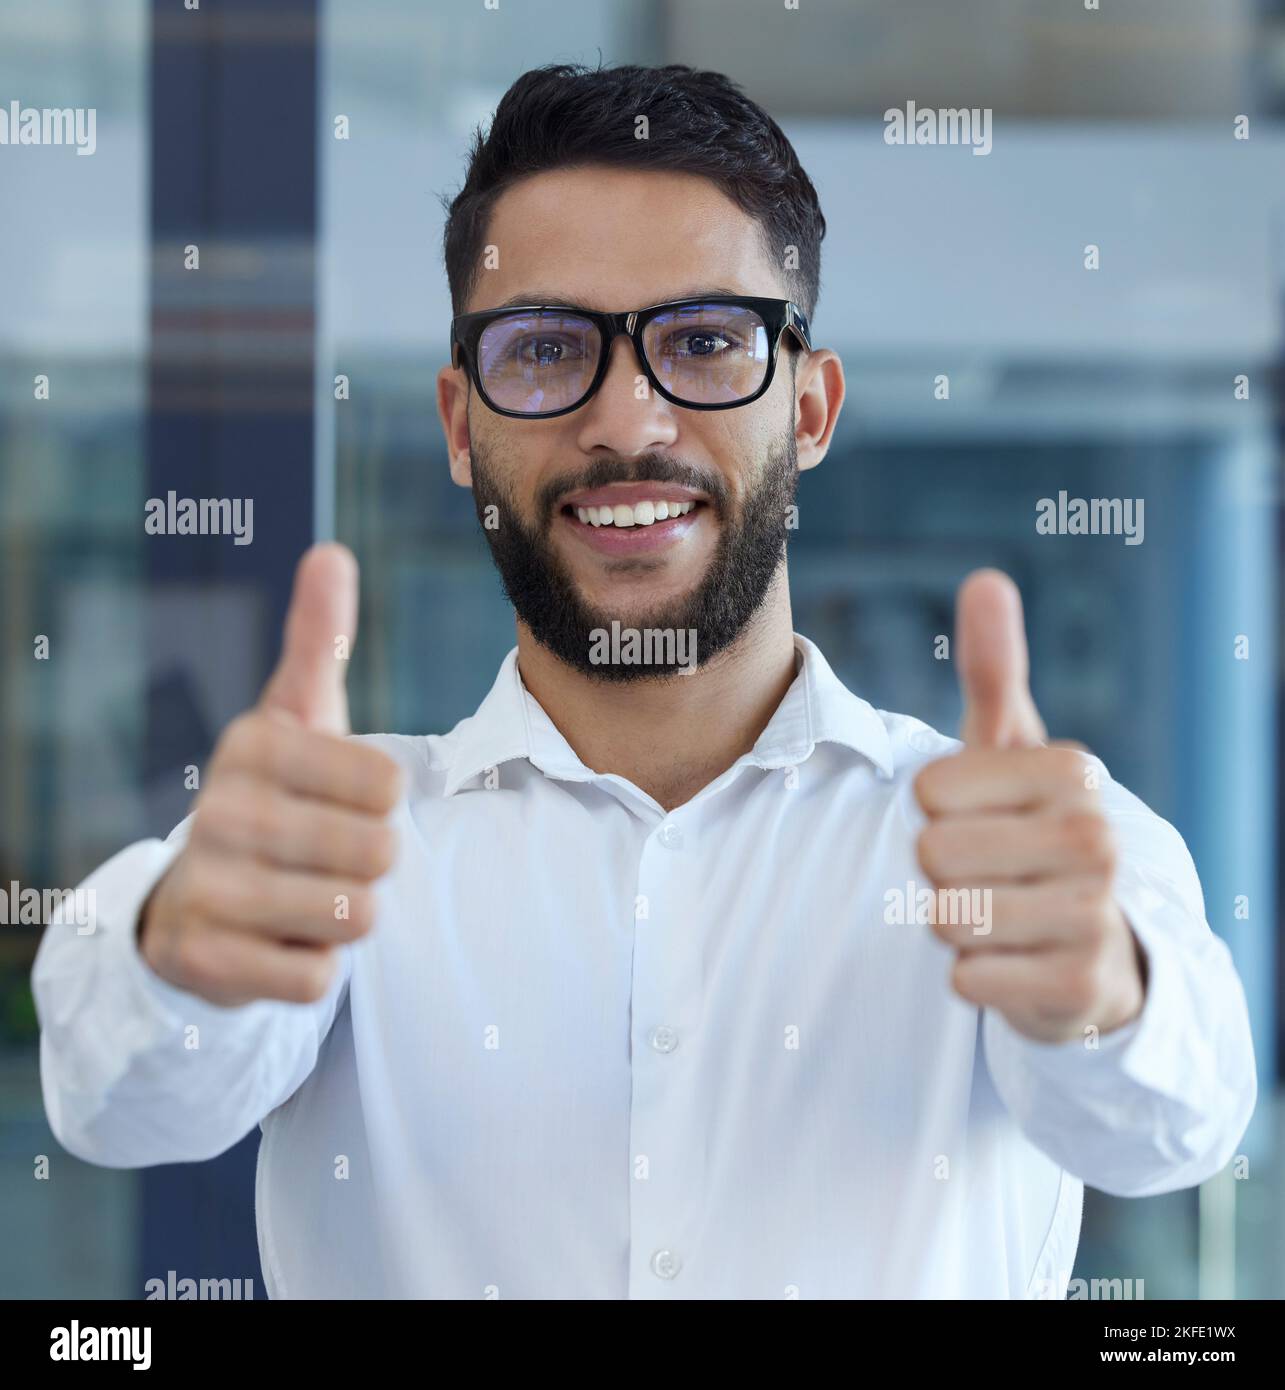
left=34, top=635, right=1256, bottom=1299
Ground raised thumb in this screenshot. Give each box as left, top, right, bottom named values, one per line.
left=259, top=543, right=358, bottom=735
left=955, top=568, right=1047, bottom=750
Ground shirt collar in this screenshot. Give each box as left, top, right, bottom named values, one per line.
left=442, top=633, right=895, bottom=797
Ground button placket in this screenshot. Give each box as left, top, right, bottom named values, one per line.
left=626, top=815, right=699, bottom=1296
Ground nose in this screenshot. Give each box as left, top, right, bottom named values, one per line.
left=573, top=333, right=680, bottom=458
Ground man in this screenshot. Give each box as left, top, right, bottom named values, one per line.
left=35, top=63, right=1255, bottom=1299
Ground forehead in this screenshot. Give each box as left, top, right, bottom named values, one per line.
left=470, top=165, right=783, bottom=313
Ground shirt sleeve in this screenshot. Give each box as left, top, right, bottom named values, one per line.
left=32, top=814, right=351, bottom=1168
left=981, top=762, right=1258, bottom=1198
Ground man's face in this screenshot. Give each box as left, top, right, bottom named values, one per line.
left=447, top=166, right=808, bottom=680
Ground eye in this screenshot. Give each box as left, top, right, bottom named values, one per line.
left=517, top=337, right=565, bottom=367
left=504, top=332, right=595, bottom=370
left=667, top=329, right=739, bottom=358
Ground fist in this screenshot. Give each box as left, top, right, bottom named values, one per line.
left=913, top=570, right=1146, bottom=1043
left=138, top=544, right=405, bottom=1006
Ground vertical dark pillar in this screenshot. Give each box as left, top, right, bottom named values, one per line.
left=142, top=0, right=318, bottom=1297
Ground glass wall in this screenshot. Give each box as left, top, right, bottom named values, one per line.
left=321, top=0, right=1283, bottom=1299
left=0, top=0, right=149, bottom=1297
left=2, top=0, right=1280, bottom=1301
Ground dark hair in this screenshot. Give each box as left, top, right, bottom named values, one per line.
left=441, top=62, right=826, bottom=320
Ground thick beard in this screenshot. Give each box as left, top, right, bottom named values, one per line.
left=469, top=433, right=798, bottom=683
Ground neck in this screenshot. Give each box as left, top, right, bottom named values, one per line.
left=514, top=570, right=799, bottom=812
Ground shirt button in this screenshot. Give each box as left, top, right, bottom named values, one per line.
left=649, top=1026, right=679, bottom=1054
left=650, top=1249, right=681, bottom=1280
left=657, top=821, right=683, bottom=849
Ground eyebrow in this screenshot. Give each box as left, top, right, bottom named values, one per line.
left=485, top=286, right=753, bottom=312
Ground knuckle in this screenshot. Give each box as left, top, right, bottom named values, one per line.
left=217, top=712, right=263, bottom=769
left=342, top=885, right=377, bottom=936
left=1070, top=898, right=1110, bottom=947
left=361, top=824, right=399, bottom=880
left=310, top=821, right=347, bottom=874
left=243, top=792, right=288, bottom=850
left=912, top=760, right=943, bottom=813
left=239, top=713, right=292, bottom=785
left=1060, top=810, right=1114, bottom=869
left=198, top=778, right=274, bottom=851
left=950, top=954, right=978, bottom=1001
left=1058, top=961, right=1098, bottom=1015
left=360, top=750, right=404, bottom=811
left=288, top=950, right=337, bottom=1004
left=323, top=887, right=367, bottom=940
left=1047, top=745, right=1089, bottom=785
left=183, top=857, right=226, bottom=920
left=192, top=784, right=234, bottom=844
left=173, top=928, right=222, bottom=991
left=219, top=862, right=266, bottom=922
left=315, top=814, right=392, bottom=882
left=916, top=823, right=945, bottom=877
left=929, top=916, right=958, bottom=945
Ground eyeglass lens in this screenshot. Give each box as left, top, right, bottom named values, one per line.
left=475, top=302, right=771, bottom=414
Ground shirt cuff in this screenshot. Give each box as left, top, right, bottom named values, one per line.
left=42, top=835, right=264, bottom=1078
left=982, top=873, right=1189, bottom=1104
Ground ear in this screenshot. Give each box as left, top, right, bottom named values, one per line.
left=436, top=362, right=474, bottom=488
left=792, top=348, right=844, bottom=474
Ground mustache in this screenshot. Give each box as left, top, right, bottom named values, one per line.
left=536, top=454, right=728, bottom=522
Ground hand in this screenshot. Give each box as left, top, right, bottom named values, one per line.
left=913, top=569, right=1146, bottom=1043
left=138, top=544, right=405, bottom=1006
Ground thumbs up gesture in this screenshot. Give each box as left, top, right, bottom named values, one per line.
left=138, top=544, right=405, bottom=1006
left=913, top=570, right=1146, bottom=1043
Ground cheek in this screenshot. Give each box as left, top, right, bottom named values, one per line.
left=472, top=424, right=552, bottom=510
left=690, top=421, right=776, bottom=505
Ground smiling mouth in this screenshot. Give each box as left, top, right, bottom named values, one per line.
left=563, top=498, right=701, bottom=529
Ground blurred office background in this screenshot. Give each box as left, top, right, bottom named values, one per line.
left=1, top=0, right=1282, bottom=1298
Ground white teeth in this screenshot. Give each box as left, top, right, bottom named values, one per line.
left=574, top=499, right=696, bottom=528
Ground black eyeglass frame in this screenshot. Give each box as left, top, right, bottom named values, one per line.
left=450, top=295, right=812, bottom=420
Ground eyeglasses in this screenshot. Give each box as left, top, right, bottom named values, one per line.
left=450, top=295, right=811, bottom=420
